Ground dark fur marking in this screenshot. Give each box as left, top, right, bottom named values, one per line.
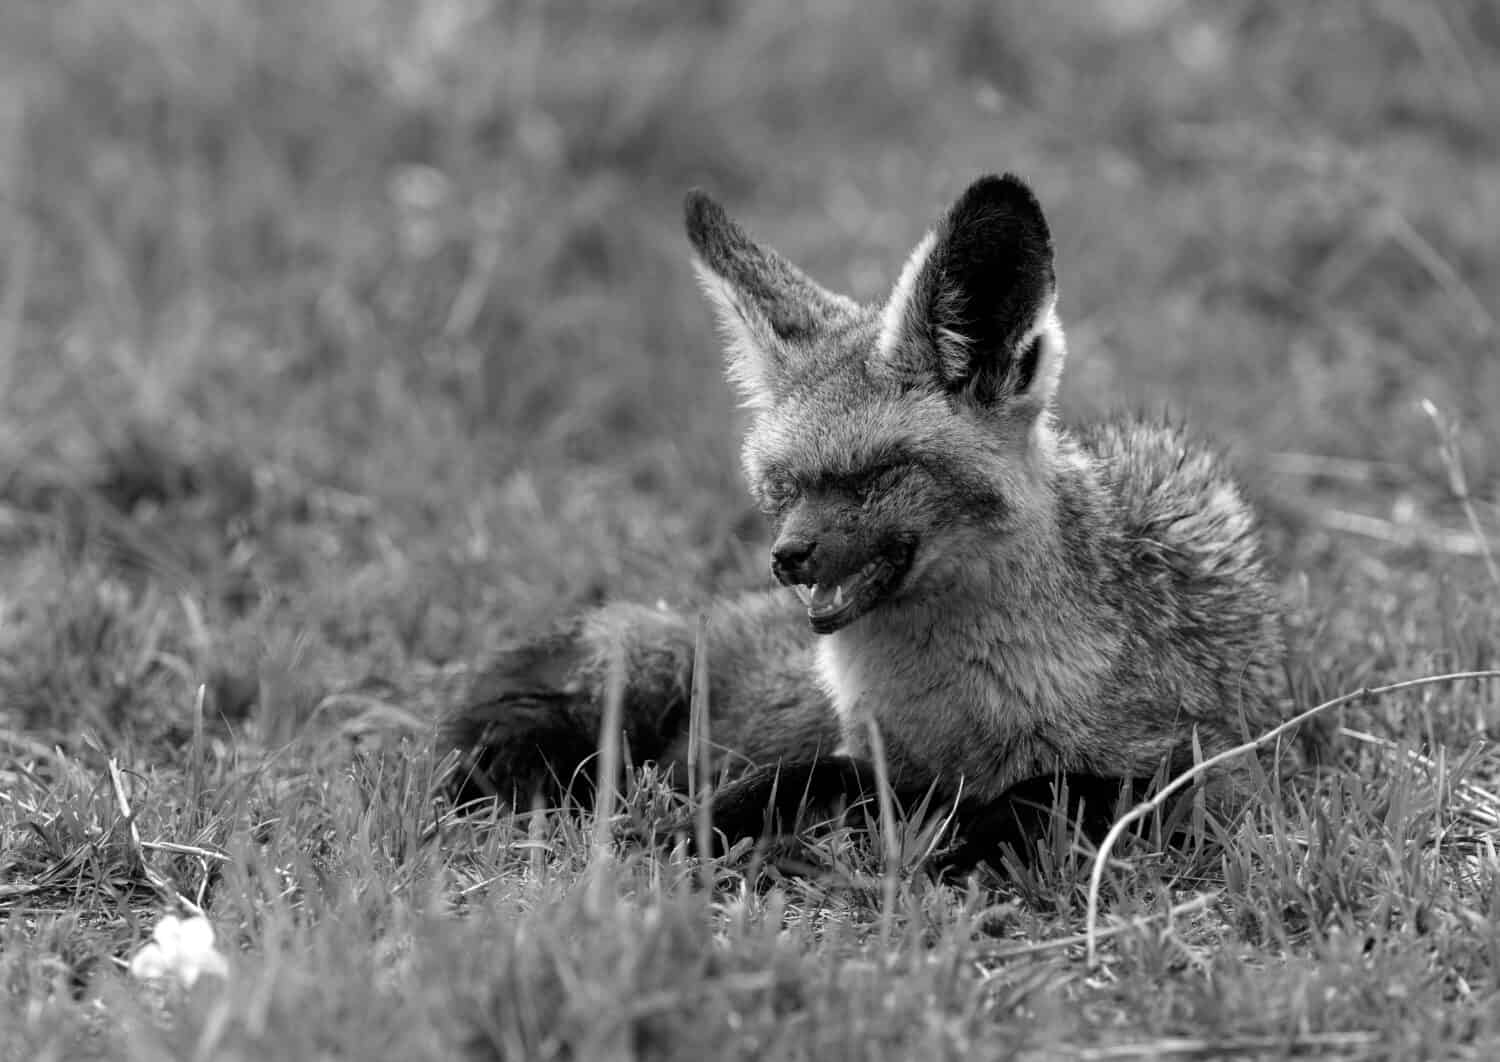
left=442, top=623, right=694, bottom=812
left=445, top=695, right=603, bottom=809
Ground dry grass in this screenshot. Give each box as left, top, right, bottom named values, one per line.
left=3, top=1, right=1500, bottom=1057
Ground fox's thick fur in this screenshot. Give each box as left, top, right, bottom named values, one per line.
left=444, top=174, right=1287, bottom=857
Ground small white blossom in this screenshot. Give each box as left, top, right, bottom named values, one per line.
left=128, top=914, right=229, bottom=988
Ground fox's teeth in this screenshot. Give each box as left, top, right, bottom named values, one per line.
left=793, top=584, right=813, bottom=606
left=832, top=584, right=844, bottom=608
left=807, top=582, right=840, bottom=610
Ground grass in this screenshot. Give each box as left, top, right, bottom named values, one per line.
left=2, top=0, right=1499, bottom=1057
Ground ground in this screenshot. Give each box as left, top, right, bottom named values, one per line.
left=2, top=2, right=1499, bottom=1059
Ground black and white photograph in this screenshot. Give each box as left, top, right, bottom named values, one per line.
left=2, top=2, right=1498, bottom=1057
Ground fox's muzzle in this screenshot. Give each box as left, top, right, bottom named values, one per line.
left=769, top=519, right=915, bottom=634
left=771, top=536, right=817, bottom=587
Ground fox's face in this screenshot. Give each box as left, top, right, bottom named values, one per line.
left=686, top=175, right=1067, bottom=633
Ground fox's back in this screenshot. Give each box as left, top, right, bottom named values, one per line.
left=1076, top=420, right=1264, bottom=574
left=1066, top=417, right=1285, bottom=740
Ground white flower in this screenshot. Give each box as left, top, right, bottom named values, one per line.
left=128, top=914, right=229, bottom=988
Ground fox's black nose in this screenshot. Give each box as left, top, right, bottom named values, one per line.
left=771, top=538, right=816, bottom=583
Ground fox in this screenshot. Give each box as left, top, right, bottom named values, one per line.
left=443, top=173, right=1288, bottom=861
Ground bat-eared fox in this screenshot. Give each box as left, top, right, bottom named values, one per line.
left=443, top=174, right=1288, bottom=867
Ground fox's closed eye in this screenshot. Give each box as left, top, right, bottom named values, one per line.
left=762, top=473, right=801, bottom=508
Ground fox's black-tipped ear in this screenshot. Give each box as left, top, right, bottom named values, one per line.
left=875, top=174, right=1065, bottom=412
left=685, top=189, right=857, bottom=410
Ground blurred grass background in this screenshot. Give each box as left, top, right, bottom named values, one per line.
left=1, top=1, right=1498, bottom=1054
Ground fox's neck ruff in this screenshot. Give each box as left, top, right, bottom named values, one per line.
left=814, top=473, right=1122, bottom=797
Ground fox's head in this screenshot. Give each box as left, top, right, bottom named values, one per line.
left=685, top=175, right=1067, bottom=634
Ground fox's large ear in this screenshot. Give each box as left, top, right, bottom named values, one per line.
left=685, top=190, right=857, bottom=410
left=875, top=174, right=1065, bottom=413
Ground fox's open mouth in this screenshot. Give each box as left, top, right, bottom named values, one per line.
left=786, top=546, right=913, bottom=634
